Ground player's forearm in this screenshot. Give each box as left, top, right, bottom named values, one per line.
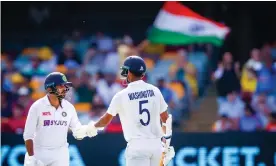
left=94, top=119, right=110, bottom=128
left=94, top=113, right=113, bottom=128
left=162, top=125, right=166, bottom=135
left=25, top=139, right=34, bottom=156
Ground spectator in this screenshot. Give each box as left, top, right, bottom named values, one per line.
left=64, top=60, right=80, bottom=77
left=58, top=41, right=81, bottom=65
left=37, top=46, right=57, bottom=73
left=219, top=91, right=245, bottom=129
left=245, top=48, right=262, bottom=72
left=96, top=70, right=122, bottom=107
left=212, top=114, right=234, bottom=132
left=240, top=67, right=257, bottom=103
left=156, top=77, right=180, bottom=126
left=10, top=73, right=26, bottom=94
left=96, top=32, right=114, bottom=54
left=71, top=29, right=90, bottom=59
left=117, top=44, right=134, bottom=71
left=2, top=56, right=17, bottom=92
left=157, top=78, right=178, bottom=108
left=78, top=95, right=106, bottom=125
left=75, top=71, right=96, bottom=103
left=260, top=43, right=272, bottom=67
left=266, top=112, right=276, bottom=132
left=169, top=49, right=198, bottom=98
left=90, top=95, right=106, bottom=120
left=104, top=45, right=120, bottom=73
left=7, top=103, right=27, bottom=134
left=12, top=86, right=34, bottom=116
left=21, top=53, right=49, bottom=77
left=255, top=65, right=273, bottom=95
left=240, top=104, right=262, bottom=132
left=1, top=91, right=13, bottom=118
left=82, top=42, right=105, bottom=69
left=251, top=93, right=272, bottom=127
left=240, top=49, right=261, bottom=101
left=213, top=52, right=240, bottom=104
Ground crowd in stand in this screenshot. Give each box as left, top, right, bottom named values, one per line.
left=1, top=30, right=211, bottom=134
left=3, top=29, right=274, bottom=134
left=213, top=43, right=276, bottom=132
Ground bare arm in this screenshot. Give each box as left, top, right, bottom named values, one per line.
left=161, top=111, right=169, bottom=133
left=25, top=140, right=34, bottom=156
left=94, top=113, right=114, bottom=128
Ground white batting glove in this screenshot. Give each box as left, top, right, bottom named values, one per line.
left=86, top=121, right=98, bottom=137
left=73, top=125, right=89, bottom=140
left=24, top=154, right=45, bottom=166
left=163, top=146, right=175, bottom=166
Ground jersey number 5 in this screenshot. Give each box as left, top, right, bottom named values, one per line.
left=139, top=100, right=150, bottom=126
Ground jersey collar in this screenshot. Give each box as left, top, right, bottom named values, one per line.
left=43, top=95, right=65, bottom=106
left=128, top=80, right=144, bottom=86
left=43, top=95, right=52, bottom=106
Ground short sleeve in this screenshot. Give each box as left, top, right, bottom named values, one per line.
left=23, top=104, right=39, bottom=141
left=69, top=106, right=82, bottom=131
left=107, top=93, right=121, bottom=116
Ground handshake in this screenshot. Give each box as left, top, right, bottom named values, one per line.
left=73, top=121, right=102, bottom=140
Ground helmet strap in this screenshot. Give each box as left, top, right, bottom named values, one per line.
left=48, top=87, right=64, bottom=108
left=126, top=75, right=130, bottom=83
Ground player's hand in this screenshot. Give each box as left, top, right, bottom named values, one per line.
left=73, top=125, right=89, bottom=140
left=24, top=154, right=45, bottom=166
left=163, top=146, right=175, bottom=166
left=86, top=121, right=98, bottom=137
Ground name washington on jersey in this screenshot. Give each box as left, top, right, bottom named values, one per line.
left=128, top=90, right=155, bottom=101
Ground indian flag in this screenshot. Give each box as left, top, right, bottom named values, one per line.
left=148, top=1, right=230, bottom=46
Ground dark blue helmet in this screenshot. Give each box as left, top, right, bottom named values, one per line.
left=44, top=72, right=72, bottom=99
left=120, top=56, right=146, bottom=78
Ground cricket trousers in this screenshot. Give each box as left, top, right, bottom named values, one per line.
left=24, top=144, right=69, bottom=166
left=125, top=138, right=163, bottom=166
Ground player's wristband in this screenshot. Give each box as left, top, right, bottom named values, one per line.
left=163, top=135, right=172, bottom=139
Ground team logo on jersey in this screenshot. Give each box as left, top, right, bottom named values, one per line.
left=43, top=120, right=67, bottom=126
left=42, top=112, right=51, bottom=116
left=62, top=112, right=67, bottom=117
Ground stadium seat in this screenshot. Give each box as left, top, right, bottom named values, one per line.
left=38, top=47, right=53, bottom=61
left=14, top=56, right=31, bottom=70
left=168, top=82, right=185, bottom=99
left=56, top=65, right=68, bottom=73
left=144, top=58, right=155, bottom=70
left=29, top=79, right=43, bottom=91
left=21, top=47, right=38, bottom=56
left=74, top=103, right=92, bottom=113
left=31, top=92, right=46, bottom=100
left=161, top=52, right=178, bottom=60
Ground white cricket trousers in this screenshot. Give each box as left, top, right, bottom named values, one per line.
left=24, top=144, right=69, bottom=166
left=125, top=138, right=163, bottom=166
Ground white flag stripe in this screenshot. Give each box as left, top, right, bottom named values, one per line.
left=154, top=10, right=229, bottom=38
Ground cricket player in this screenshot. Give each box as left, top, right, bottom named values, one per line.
left=23, top=72, right=97, bottom=166
left=74, top=56, right=175, bottom=166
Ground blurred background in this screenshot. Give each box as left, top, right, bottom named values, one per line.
left=1, top=1, right=276, bottom=166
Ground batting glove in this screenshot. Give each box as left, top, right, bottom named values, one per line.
left=163, top=146, right=175, bottom=166
left=73, top=125, right=89, bottom=140
left=24, top=154, right=44, bottom=166
left=86, top=121, right=98, bottom=137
